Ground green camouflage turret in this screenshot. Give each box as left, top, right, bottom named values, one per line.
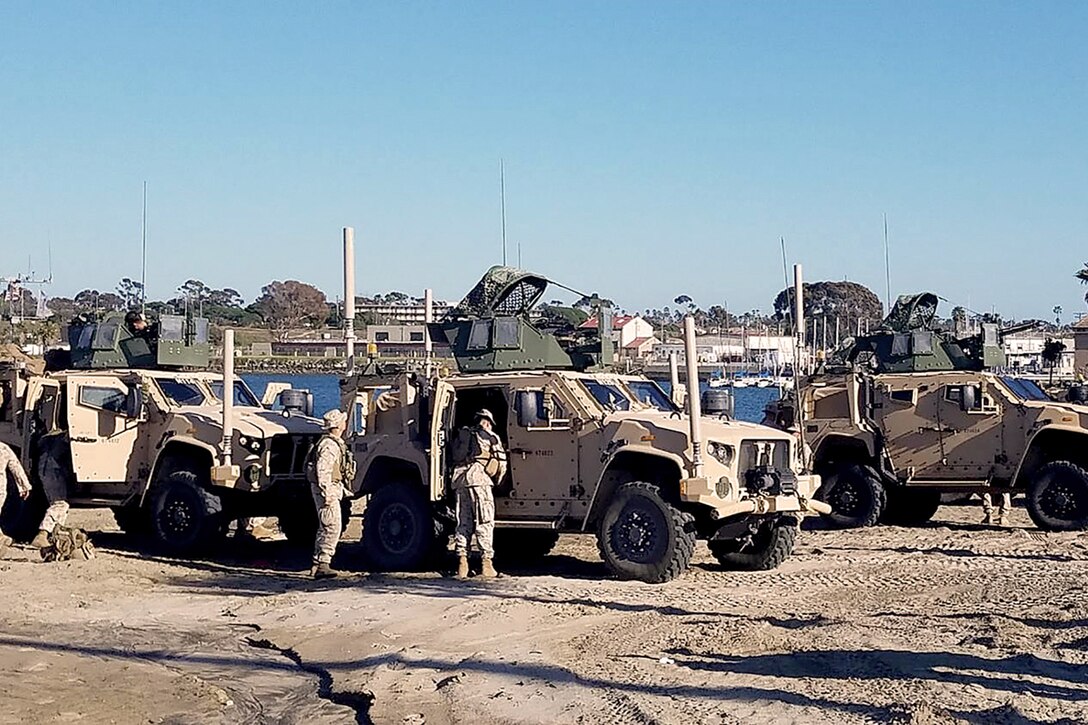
left=65, top=311, right=211, bottom=370
left=431, top=266, right=614, bottom=373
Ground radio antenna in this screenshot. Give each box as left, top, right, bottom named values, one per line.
left=883, top=212, right=891, bottom=314
left=500, top=159, right=507, bottom=266
left=141, top=181, right=148, bottom=313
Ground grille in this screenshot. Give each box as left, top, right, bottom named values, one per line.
left=269, top=434, right=318, bottom=477
left=739, top=440, right=797, bottom=496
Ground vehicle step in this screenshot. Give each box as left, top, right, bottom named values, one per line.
left=494, top=519, right=561, bottom=530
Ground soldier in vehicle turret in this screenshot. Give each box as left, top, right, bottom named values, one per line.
left=0, top=441, right=32, bottom=557
left=124, top=310, right=149, bottom=334
left=450, top=409, right=507, bottom=579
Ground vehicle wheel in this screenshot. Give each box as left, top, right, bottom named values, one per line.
left=112, top=505, right=148, bottom=535
left=362, top=484, right=435, bottom=571
left=596, top=481, right=696, bottom=583
left=815, top=464, right=886, bottom=528
left=710, top=518, right=798, bottom=571
left=279, top=495, right=351, bottom=548
left=148, top=470, right=227, bottom=554
left=1026, top=461, right=1088, bottom=531
left=0, top=477, right=45, bottom=543
left=880, top=487, right=942, bottom=526
left=494, top=529, right=560, bottom=564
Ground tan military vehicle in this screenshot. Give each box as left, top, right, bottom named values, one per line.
left=343, top=268, right=826, bottom=583
left=774, top=294, right=1088, bottom=531
left=0, top=312, right=325, bottom=552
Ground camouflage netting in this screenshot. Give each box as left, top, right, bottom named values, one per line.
left=881, top=293, right=939, bottom=332
left=450, top=266, right=549, bottom=319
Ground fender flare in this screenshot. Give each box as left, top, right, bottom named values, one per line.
left=356, top=451, right=429, bottom=497
left=581, top=446, right=686, bottom=531
left=139, top=436, right=219, bottom=506
left=1010, top=423, right=1088, bottom=488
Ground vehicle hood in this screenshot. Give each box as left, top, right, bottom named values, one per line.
left=173, top=406, right=324, bottom=438
left=603, top=410, right=792, bottom=442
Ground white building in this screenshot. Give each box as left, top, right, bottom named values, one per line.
left=1002, top=332, right=1075, bottom=376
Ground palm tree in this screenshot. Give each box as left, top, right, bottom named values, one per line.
left=1076, top=263, right=1088, bottom=304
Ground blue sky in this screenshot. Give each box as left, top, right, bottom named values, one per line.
left=2, top=2, right=1087, bottom=321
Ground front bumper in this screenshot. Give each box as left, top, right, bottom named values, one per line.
left=680, top=473, right=829, bottom=518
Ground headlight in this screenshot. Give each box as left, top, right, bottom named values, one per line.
left=707, top=441, right=735, bottom=466
left=243, top=464, right=261, bottom=484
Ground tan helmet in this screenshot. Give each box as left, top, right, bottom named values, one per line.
left=322, top=409, right=347, bottom=431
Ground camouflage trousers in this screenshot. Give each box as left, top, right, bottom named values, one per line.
left=39, top=461, right=69, bottom=533
left=311, top=483, right=343, bottom=566
left=453, top=479, right=495, bottom=558
left=982, top=492, right=1011, bottom=517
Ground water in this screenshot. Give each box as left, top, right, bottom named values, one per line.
left=243, top=373, right=781, bottom=424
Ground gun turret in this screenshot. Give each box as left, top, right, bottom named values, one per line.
left=430, top=266, right=615, bottom=374
left=62, top=311, right=211, bottom=371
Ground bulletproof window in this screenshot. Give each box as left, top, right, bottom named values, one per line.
left=911, top=331, right=934, bottom=354
left=891, top=334, right=910, bottom=356
left=467, top=320, right=492, bottom=351
left=409, top=331, right=424, bottom=342
left=157, top=379, right=207, bottom=407
left=159, top=316, right=184, bottom=342
left=627, top=380, right=677, bottom=411
left=193, top=317, right=209, bottom=344
left=92, top=318, right=122, bottom=350
left=890, top=389, right=916, bottom=404
left=374, top=332, right=390, bottom=342
left=582, top=381, right=631, bottom=412
left=493, top=317, right=521, bottom=349
left=944, top=385, right=964, bottom=404
left=79, top=386, right=127, bottom=414
left=210, top=380, right=260, bottom=407
left=77, top=324, right=95, bottom=350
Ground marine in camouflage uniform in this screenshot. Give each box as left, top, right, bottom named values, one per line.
left=982, top=491, right=1011, bottom=526
left=311, top=409, right=354, bottom=579
left=32, top=433, right=72, bottom=549
left=452, top=409, right=507, bottom=579
left=0, top=441, right=32, bottom=557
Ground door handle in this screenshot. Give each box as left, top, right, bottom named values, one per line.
left=71, top=436, right=95, bottom=443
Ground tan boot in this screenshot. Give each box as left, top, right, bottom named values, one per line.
left=30, top=530, right=50, bottom=549
left=455, top=554, right=469, bottom=579
left=0, top=533, right=11, bottom=558
left=479, top=557, right=498, bottom=579
left=311, top=562, right=338, bottom=580
left=981, top=512, right=993, bottom=525
left=995, top=511, right=1007, bottom=527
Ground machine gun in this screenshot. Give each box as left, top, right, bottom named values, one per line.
left=430, top=266, right=615, bottom=374
left=841, top=292, right=1034, bottom=374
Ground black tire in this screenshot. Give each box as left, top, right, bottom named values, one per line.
left=1026, top=461, right=1088, bottom=532
left=148, top=470, right=227, bottom=554
left=815, top=464, right=886, bottom=528
left=710, top=519, right=798, bottom=571
left=279, top=494, right=351, bottom=548
left=880, top=487, right=942, bottom=526
left=596, top=481, right=696, bottom=584
left=362, top=484, right=435, bottom=571
left=112, top=505, right=148, bottom=535
left=493, top=529, right=560, bottom=565
left=0, top=475, right=45, bottom=543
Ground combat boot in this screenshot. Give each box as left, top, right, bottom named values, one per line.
left=311, top=562, right=339, bottom=580
left=0, top=533, right=12, bottom=558
left=30, top=529, right=50, bottom=549
left=455, top=554, right=469, bottom=579
left=980, top=512, right=993, bottom=525
left=995, top=511, right=1007, bottom=527
left=479, top=557, right=498, bottom=579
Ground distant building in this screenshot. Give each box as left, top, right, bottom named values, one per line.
left=1002, top=330, right=1075, bottom=377
left=1075, top=315, right=1088, bottom=375
left=580, top=314, right=656, bottom=350
left=364, top=324, right=451, bottom=358
left=354, top=300, right=452, bottom=325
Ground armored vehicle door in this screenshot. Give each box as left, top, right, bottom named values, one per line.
left=18, top=377, right=61, bottom=468
left=65, top=374, right=147, bottom=485
left=429, top=379, right=454, bottom=500
left=926, top=377, right=1007, bottom=480
left=503, top=384, right=582, bottom=520
left=872, top=378, right=947, bottom=480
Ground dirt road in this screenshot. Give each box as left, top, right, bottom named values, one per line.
left=2, top=504, right=1087, bottom=724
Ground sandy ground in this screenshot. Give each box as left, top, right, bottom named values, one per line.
left=2, top=504, right=1087, bottom=725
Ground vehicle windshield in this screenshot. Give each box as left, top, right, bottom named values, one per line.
left=210, top=380, right=262, bottom=407
left=999, top=376, right=1051, bottom=401
left=625, top=379, right=677, bottom=411
left=581, top=380, right=631, bottom=411
left=157, top=379, right=208, bottom=407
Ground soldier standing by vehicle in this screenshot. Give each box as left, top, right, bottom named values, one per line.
left=310, top=409, right=353, bottom=579
left=31, top=433, right=72, bottom=549
left=982, top=491, right=1011, bottom=526
left=451, top=409, right=507, bottom=579
left=0, top=442, right=32, bottom=557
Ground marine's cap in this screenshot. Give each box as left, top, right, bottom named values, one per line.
left=322, top=409, right=347, bottom=430
left=475, top=408, right=496, bottom=425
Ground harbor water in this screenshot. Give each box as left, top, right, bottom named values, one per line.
left=242, top=374, right=781, bottom=424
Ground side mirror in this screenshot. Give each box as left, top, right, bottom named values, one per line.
left=516, top=391, right=541, bottom=428
left=960, top=385, right=978, bottom=412
left=125, top=385, right=144, bottom=419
